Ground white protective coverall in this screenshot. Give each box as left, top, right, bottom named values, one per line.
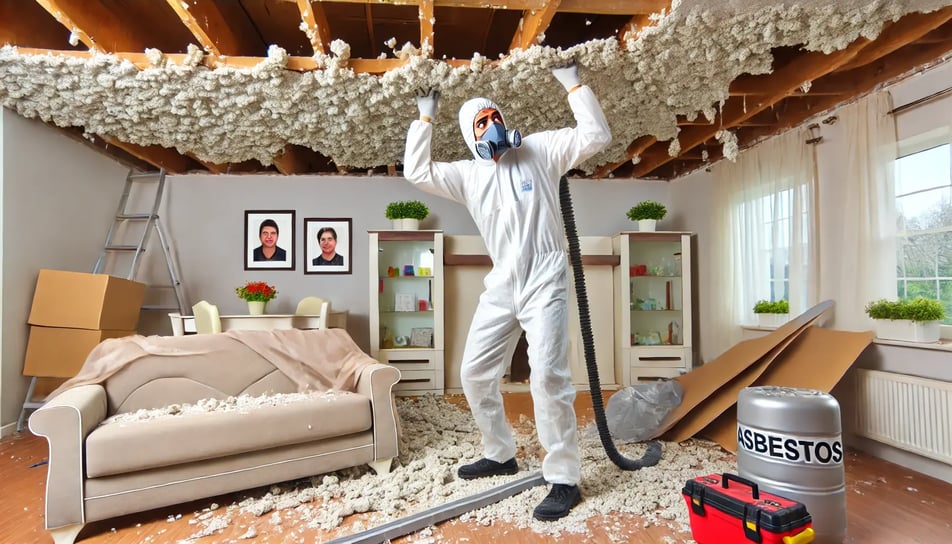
left=403, top=86, right=611, bottom=484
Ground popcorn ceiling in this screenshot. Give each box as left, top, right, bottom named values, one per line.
left=0, top=1, right=946, bottom=175
left=149, top=395, right=736, bottom=542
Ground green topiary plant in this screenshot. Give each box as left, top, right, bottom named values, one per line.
left=626, top=200, right=667, bottom=221
left=385, top=200, right=429, bottom=220
left=864, top=297, right=945, bottom=322
left=753, top=299, right=789, bottom=314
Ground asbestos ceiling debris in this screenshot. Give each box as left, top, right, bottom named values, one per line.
left=1, top=0, right=952, bottom=179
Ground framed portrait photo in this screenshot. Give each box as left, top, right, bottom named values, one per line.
left=304, top=218, right=352, bottom=275
left=245, top=210, right=295, bottom=271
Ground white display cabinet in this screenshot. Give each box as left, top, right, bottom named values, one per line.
left=613, top=231, right=696, bottom=384
left=368, top=230, right=444, bottom=395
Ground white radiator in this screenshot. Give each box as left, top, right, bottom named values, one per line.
left=853, top=369, right=952, bottom=464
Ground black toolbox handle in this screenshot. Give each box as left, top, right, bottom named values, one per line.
left=722, top=473, right=760, bottom=499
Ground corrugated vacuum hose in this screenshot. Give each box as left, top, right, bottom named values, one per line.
left=558, top=176, right=663, bottom=470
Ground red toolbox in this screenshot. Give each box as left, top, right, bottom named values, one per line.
left=682, top=473, right=815, bottom=544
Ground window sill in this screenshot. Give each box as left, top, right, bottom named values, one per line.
left=871, top=337, right=952, bottom=352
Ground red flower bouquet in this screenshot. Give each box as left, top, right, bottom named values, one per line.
left=235, top=281, right=277, bottom=302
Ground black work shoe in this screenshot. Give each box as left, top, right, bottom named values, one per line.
left=533, top=484, right=581, bottom=521
left=457, top=457, right=519, bottom=480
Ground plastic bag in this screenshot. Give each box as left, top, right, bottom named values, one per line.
left=606, top=380, right=684, bottom=442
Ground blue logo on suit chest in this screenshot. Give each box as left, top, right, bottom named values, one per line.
left=520, top=178, right=533, bottom=192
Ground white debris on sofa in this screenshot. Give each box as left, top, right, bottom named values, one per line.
left=102, top=390, right=350, bottom=426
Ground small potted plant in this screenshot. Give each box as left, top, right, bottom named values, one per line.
left=626, top=200, right=667, bottom=232
left=385, top=200, right=430, bottom=230
left=753, top=299, right=790, bottom=328
left=236, top=281, right=277, bottom=315
left=864, top=297, right=946, bottom=343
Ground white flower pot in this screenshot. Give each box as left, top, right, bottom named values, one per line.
left=399, top=218, right=420, bottom=230
left=637, top=219, right=657, bottom=232
left=756, top=313, right=789, bottom=328
left=873, top=319, right=940, bottom=343
left=247, top=301, right=267, bottom=315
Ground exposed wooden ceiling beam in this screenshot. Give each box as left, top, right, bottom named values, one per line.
left=165, top=0, right=258, bottom=60
left=510, top=0, right=562, bottom=51
left=630, top=41, right=874, bottom=177
left=594, top=135, right=655, bottom=178
left=35, top=0, right=142, bottom=52
left=618, top=14, right=651, bottom=43
left=276, top=0, right=669, bottom=16
left=100, top=137, right=197, bottom=174
left=296, top=0, right=332, bottom=55
left=272, top=145, right=334, bottom=175
left=833, top=7, right=952, bottom=72
left=419, top=0, right=435, bottom=53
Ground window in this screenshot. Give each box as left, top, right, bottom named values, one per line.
left=736, top=181, right=811, bottom=316
left=894, top=142, right=952, bottom=325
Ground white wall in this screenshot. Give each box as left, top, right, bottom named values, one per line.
left=140, top=174, right=676, bottom=350
left=0, top=110, right=128, bottom=433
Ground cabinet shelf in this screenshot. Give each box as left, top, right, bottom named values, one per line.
left=614, top=231, right=695, bottom=385
left=369, top=231, right=445, bottom=395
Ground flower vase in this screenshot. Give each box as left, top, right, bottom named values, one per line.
left=247, top=300, right=267, bottom=315
left=638, top=219, right=657, bottom=232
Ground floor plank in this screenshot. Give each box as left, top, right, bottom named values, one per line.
left=5, top=392, right=952, bottom=543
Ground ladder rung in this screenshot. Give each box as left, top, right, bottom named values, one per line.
left=117, top=213, right=153, bottom=220
left=105, top=245, right=140, bottom=251
left=128, top=172, right=163, bottom=180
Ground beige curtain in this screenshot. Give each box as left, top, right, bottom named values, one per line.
left=704, top=126, right=816, bottom=361
left=823, top=91, right=898, bottom=331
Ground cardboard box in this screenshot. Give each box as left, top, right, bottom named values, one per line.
left=28, top=269, right=145, bottom=330
left=23, top=326, right=136, bottom=378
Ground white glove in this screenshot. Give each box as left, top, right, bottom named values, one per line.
left=551, top=63, right=581, bottom=92
left=416, top=88, right=439, bottom=122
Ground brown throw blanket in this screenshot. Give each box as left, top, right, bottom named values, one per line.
left=48, top=328, right=376, bottom=400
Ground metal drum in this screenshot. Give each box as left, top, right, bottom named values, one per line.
left=736, top=386, right=846, bottom=544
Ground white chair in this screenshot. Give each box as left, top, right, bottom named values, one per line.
left=191, top=300, right=222, bottom=334
left=295, top=296, right=330, bottom=329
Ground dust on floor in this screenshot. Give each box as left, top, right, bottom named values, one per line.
left=141, top=393, right=736, bottom=543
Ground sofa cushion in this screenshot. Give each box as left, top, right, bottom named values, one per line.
left=85, top=391, right=371, bottom=478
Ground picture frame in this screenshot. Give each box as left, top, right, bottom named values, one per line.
left=410, top=327, right=434, bottom=348
left=245, top=210, right=295, bottom=271
left=304, top=218, right=353, bottom=275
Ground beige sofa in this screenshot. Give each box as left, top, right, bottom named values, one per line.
left=29, top=328, right=400, bottom=544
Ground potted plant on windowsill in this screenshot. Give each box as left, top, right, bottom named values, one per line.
left=864, top=297, right=946, bottom=343
left=626, top=200, right=667, bottom=232
left=753, top=299, right=790, bottom=328
left=385, top=200, right=429, bottom=230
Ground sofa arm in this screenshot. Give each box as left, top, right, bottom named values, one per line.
left=355, top=363, right=400, bottom=461
left=28, top=384, right=107, bottom=529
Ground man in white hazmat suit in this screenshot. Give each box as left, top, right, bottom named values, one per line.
left=402, top=63, right=611, bottom=521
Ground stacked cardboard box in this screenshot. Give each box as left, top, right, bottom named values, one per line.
left=23, top=269, right=145, bottom=380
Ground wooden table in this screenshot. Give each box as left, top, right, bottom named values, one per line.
left=168, top=311, right=348, bottom=336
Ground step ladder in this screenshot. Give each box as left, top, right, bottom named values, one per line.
left=18, top=169, right=187, bottom=432
left=94, top=168, right=187, bottom=314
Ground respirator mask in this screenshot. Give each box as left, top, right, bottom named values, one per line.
left=475, top=123, right=522, bottom=160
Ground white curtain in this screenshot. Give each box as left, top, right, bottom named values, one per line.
left=704, top=126, right=816, bottom=360
left=825, top=91, right=898, bottom=331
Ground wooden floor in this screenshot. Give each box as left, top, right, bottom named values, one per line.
left=4, top=392, right=952, bottom=544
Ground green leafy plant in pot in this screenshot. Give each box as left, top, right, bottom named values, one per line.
left=865, top=297, right=946, bottom=343
left=385, top=200, right=430, bottom=230
left=626, top=200, right=667, bottom=232
left=753, top=299, right=789, bottom=328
